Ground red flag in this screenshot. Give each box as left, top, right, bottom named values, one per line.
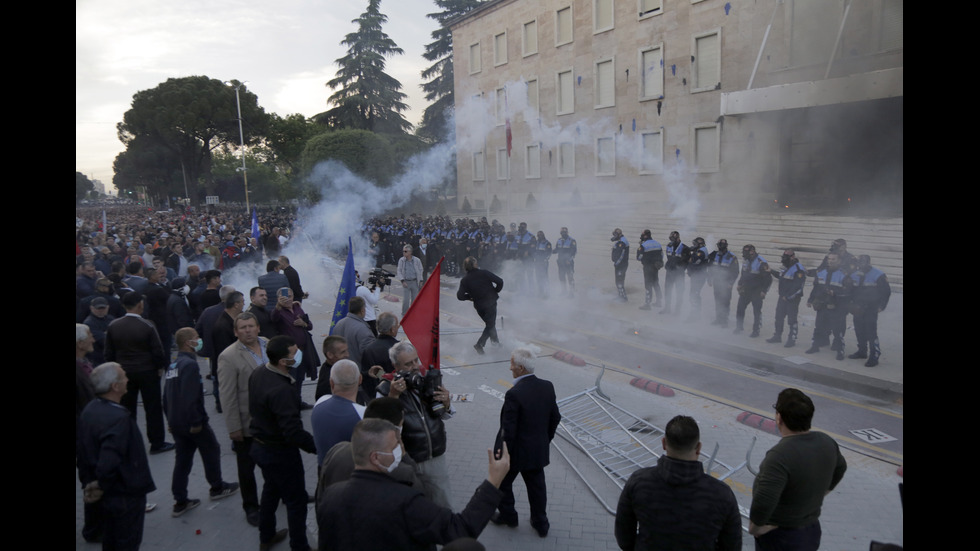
left=401, top=257, right=443, bottom=375
left=505, top=118, right=512, bottom=158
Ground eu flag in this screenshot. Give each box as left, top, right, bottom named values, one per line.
left=251, top=209, right=260, bottom=241
left=329, top=237, right=357, bottom=334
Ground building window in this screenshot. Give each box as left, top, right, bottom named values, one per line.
left=526, top=144, right=541, bottom=179
left=557, top=69, right=574, bottom=115
left=596, top=137, right=616, bottom=175
left=473, top=151, right=485, bottom=181
left=639, top=131, right=663, bottom=174
left=639, top=45, right=663, bottom=100
left=595, top=57, right=615, bottom=109
left=693, top=123, right=719, bottom=172
left=526, top=78, right=539, bottom=116
left=495, top=87, right=507, bottom=126
left=496, top=148, right=510, bottom=180
left=469, top=42, right=481, bottom=74
left=639, top=0, right=662, bottom=19
left=594, top=0, right=614, bottom=34
left=494, top=32, right=507, bottom=66
left=556, top=6, right=573, bottom=46
left=523, top=20, right=538, bottom=57
left=558, top=142, right=575, bottom=176
left=692, top=28, right=721, bottom=92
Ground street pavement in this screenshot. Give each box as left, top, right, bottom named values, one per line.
left=76, top=258, right=903, bottom=550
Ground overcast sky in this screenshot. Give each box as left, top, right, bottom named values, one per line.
left=76, top=0, right=442, bottom=188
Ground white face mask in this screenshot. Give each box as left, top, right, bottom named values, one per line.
left=377, top=445, right=403, bottom=473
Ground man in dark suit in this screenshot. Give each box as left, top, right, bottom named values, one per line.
left=104, top=291, right=174, bottom=454
left=492, top=347, right=562, bottom=537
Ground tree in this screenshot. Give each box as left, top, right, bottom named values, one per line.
left=265, top=113, right=321, bottom=179
left=318, top=0, right=412, bottom=134
left=116, top=76, right=270, bottom=203
left=418, top=0, right=483, bottom=143
left=212, top=148, right=290, bottom=204
left=301, top=129, right=396, bottom=186
left=76, top=172, right=95, bottom=203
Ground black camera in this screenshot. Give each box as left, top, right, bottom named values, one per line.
left=367, top=268, right=393, bottom=288
left=378, top=369, right=445, bottom=416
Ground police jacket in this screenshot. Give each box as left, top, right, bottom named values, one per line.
left=808, top=269, right=851, bottom=310
left=850, top=267, right=890, bottom=310
left=664, top=242, right=689, bottom=271
left=637, top=239, right=664, bottom=267
left=687, top=246, right=709, bottom=274
left=708, top=251, right=739, bottom=285
left=555, top=236, right=577, bottom=261
left=612, top=236, right=630, bottom=266
left=738, top=256, right=773, bottom=292
left=777, top=262, right=807, bottom=300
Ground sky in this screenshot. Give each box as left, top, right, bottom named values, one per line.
left=75, top=0, right=443, bottom=188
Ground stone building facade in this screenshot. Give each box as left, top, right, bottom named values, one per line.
left=449, top=0, right=903, bottom=214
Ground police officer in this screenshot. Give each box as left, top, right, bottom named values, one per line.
left=636, top=229, right=663, bottom=310
left=611, top=228, right=630, bottom=302
left=767, top=249, right=807, bottom=347
left=515, top=222, right=536, bottom=294
left=707, top=239, right=739, bottom=327
left=661, top=231, right=689, bottom=315
left=686, top=237, right=709, bottom=321
left=534, top=230, right=553, bottom=298
left=848, top=255, right=890, bottom=367
left=805, top=253, right=852, bottom=360
left=811, top=238, right=856, bottom=277
left=555, top=227, right=577, bottom=297
left=734, top=244, right=772, bottom=337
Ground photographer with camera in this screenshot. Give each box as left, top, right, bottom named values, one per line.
left=355, top=270, right=383, bottom=337
left=377, top=341, right=455, bottom=508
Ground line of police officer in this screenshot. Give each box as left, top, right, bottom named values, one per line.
left=615, top=233, right=891, bottom=367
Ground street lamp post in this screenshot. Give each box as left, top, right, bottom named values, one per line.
left=226, top=80, right=251, bottom=213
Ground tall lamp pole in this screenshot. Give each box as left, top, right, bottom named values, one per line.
left=226, top=80, right=250, bottom=213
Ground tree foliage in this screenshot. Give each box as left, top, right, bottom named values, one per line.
left=115, top=76, right=270, bottom=204
left=76, top=172, right=95, bottom=203
left=318, top=0, right=411, bottom=134
left=301, top=129, right=396, bottom=186
left=212, top=148, right=291, bottom=204
left=418, top=0, right=483, bottom=142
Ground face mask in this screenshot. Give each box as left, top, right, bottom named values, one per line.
left=289, top=350, right=303, bottom=368
left=781, top=256, right=795, bottom=267
left=193, top=339, right=204, bottom=352
left=377, top=445, right=403, bottom=473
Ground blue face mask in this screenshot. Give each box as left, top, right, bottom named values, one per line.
left=288, top=350, right=303, bottom=368
left=193, top=339, right=204, bottom=352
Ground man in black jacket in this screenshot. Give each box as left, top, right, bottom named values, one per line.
left=77, top=363, right=157, bottom=550
left=318, top=418, right=510, bottom=551
left=104, top=292, right=173, bottom=454
left=456, top=256, right=503, bottom=355
left=249, top=335, right=317, bottom=551
left=615, top=416, right=741, bottom=550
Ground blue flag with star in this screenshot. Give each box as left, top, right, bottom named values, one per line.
left=251, top=208, right=260, bottom=241
left=329, top=237, right=356, bottom=334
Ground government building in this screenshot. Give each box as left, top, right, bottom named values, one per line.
left=449, top=0, right=903, bottom=215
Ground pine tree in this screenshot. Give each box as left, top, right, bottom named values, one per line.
left=319, top=0, right=411, bottom=134
left=418, top=0, right=483, bottom=142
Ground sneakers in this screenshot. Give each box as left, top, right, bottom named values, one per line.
left=210, top=482, right=240, bottom=500
left=473, top=343, right=485, bottom=355
left=172, top=499, right=201, bottom=517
